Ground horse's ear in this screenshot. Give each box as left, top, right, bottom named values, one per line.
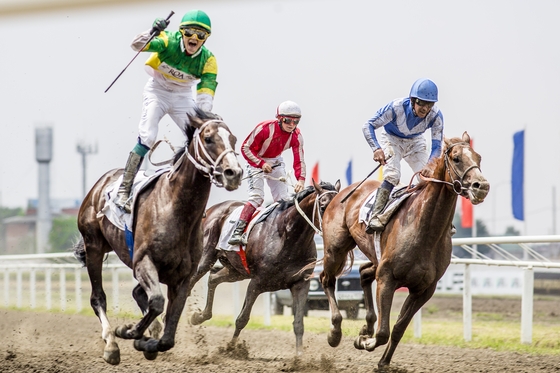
left=312, top=178, right=321, bottom=191
left=335, top=179, right=341, bottom=192
left=187, top=112, right=204, bottom=129
left=462, top=131, right=471, bottom=144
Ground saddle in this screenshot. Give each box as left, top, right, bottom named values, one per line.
left=360, top=185, right=414, bottom=225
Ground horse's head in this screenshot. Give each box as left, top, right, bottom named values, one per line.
left=442, top=131, right=490, bottom=205
left=312, top=179, right=342, bottom=216
left=187, top=109, right=243, bottom=191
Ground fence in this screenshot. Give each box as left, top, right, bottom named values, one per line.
left=1, top=235, right=560, bottom=345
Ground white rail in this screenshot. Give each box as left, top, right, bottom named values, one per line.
left=1, top=235, right=560, bottom=345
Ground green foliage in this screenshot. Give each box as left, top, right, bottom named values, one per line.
left=48, top=215, right=79, bottom=252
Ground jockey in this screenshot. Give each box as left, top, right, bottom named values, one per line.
left=114, top=10, right=218, bottom=213
left=362, top=78, right=444, bottom=233
left=228, top=101, right=307, bottom=246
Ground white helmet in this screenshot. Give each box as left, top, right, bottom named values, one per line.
left=276, top=100, right=301, bottom=118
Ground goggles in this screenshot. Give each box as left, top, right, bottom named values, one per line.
left=415, top=99, right=435, bottom=109
left=282, top=117, right=300, bottom=125
left=181, top=27, right=210, bottom=41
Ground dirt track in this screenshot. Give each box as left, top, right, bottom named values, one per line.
left=2, top=295, right=560, bottom=373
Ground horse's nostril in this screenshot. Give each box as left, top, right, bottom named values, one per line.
left=223, top=169, right=235, bottom=178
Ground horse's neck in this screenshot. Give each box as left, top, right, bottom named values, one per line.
left=419, top=161, right=458, bottom=222
left=285, top=196, right=317, bottom=233
left=166, top=152, right=211, bottom=207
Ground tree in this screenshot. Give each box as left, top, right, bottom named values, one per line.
left=49, top=215, right=79, bottom=252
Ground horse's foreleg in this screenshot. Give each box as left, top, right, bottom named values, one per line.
left=116, top=257, right=164, bottom=341
left=361, top=276, right=396, bottom=352
left=190, top=267, right=246, bottom=325
left=231, top=280, right=261, bottom=344
left=290, top=279, right=311, bottom=356
left=85, top=246, right=120, bottom=365
left=378, top=285, right=436, bottom=369
left=131, top=284, right=162, bottom=360
left=354, top=261, right=377, bottom=350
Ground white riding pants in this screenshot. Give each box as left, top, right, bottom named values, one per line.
left=246, top=157, right=289, bottom=208
left=379, top=131, right=429, bottom=186
left=137, top=78, right=197, bottom=148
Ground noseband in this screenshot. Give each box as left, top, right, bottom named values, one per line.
left=415, top=141, right=480, bottom=195
left=294, top=189, right=338, bottom=235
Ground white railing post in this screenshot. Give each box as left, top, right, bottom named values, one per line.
left=75, top=268, right=82, bottom=312
left=263, top=292, right=271, bottom=326
left=112, top=267, right=119, bottom=313
left=413, top=307, right=422, bottom=338
left=521, top=266, right=534, bottom=344
left=233, top=282, right=241, bottom=322
left=46, top=268, right=52, bottom=310
left=3, top=269, right=9, bottom=307
left=16, top=269, right=22, bottom=308
left=463, top=263, right=472, bottom=342
left=30, top=268, right=36, bottom=309
left=60, top=268, right=66, bottom=311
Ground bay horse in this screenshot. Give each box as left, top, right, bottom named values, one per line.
left=73, top=110, right=243, bottom=365
left=189, top=179, right=341, bottom=355
left=320, top=132, right=489, bottom=369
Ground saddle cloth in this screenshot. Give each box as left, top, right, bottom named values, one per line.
left=96, top=168, right=170, bottom=231
left=217, top=202, right=279, bottom=252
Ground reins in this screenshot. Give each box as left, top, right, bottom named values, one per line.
left=168, top=119, right=235, bottom=187
left=407, top=141, right=480, bottom=195
left=293, top=189, right=338, bottom=236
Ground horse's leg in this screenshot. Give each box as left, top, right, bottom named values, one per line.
left=361, top=274, right=397, bottom=352
left=378, top=284, right=437, bottom=369
left=189, top=240, right=220, bottom=296
left=230, top=279, right=261, bottom=344
left=84, top=241, right=120, bottom=365
left=320, top=247, right=349, bottom=348
left=115, top=256, right=164, bottom=341
left=134, top=280, right=191, bottom=354
left=354, top=261, right=377, bottom=349
left=190, top=266, right=246, bottom=325
left=131, top=284, right=162, bottom=360
left=290, top=279, right=311, bottom=356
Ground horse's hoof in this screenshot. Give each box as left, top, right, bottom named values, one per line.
left=115, top=324, right=133, bottom=339
left=354, top=335, right=367, bottom=350
left=103, top=348, right=120, bottom=365
left=190, top=312, right=208, bottom=326
left=143, top=351, right=158, bottom=360
left=327, top=329, right=342, bottom=347
left=364, top=337, right=377, bottom=352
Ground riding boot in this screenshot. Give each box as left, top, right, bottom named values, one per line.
left=114, top=152, right=144, bottom=214
left=228, top=220, right=248, bottom=246
left=365, top=182, right=393, bottom=234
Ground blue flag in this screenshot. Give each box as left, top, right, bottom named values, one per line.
left=345, top=159, right=352, bottom=186
left=512, top=130, right=524, bottom=221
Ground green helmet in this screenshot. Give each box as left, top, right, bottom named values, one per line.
left=180, top=10, right=211, bottom=33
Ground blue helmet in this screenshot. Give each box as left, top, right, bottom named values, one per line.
left=409, top=78, right=438, bottom=102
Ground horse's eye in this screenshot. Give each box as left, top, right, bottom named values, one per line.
left=453, top=156, right=460, bottom=163
left=204, top=136, right=213, bottom=144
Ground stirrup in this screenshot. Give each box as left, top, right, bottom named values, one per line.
left=365, top=217, right=384, bottom=234
left=114, top=194, right=132, bottom=213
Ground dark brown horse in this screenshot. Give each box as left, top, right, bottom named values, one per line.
left=320, top=132, right=489, bottom=369
left=73, top=110, right=243, bottom=365
left=189, top=179, right=341, bottom=355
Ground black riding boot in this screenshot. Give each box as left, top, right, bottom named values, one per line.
left=365, top=182, right=393, bottom=234
left=114, top=152, right=143, bottom=213
left=228, top=220, right=248, bottom=246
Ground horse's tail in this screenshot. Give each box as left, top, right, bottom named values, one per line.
left=295, top=259, right=323, bottom=280
left=73, top=237, right=86, bottom=267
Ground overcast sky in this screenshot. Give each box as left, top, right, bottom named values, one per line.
left=1, top=0, right=559, bottom=236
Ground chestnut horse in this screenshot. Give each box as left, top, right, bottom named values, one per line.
left=320, top=132, right=489, bottom=369
left=189, top=179, right=340, bottom=355
left=73, top=110, right=243, bottom=365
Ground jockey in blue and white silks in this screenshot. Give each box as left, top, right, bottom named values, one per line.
left=362, top=78, right=444, bottom=233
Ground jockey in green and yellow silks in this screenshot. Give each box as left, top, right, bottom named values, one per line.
left=114, top=9, right=219, bottom=214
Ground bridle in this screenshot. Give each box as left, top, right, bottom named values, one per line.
left=169, top=119, right=235, bottom=187
left=413, top=142, right=480, bottom=196
left=294, top=189, right=338, bottom=236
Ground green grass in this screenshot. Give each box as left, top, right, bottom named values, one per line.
left=200, top=314, right=560, bottom=356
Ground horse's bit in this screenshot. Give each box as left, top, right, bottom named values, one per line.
left=294, top=189, right=338, bottom=236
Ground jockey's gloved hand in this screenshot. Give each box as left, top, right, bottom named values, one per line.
left=294, top=180, right=305, bottom=193
left=151, top=17, right=169, bottom=34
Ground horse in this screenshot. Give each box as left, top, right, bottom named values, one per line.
left=319, top=132, right=489, bottom=369
left=189, top=179, right=341, bottom=355
left=73, top=110, right=243, bottom=365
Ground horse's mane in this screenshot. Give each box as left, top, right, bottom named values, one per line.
left=172, top=108, right=217, bottom=165
left=275, top=181, right=338, bottom=212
